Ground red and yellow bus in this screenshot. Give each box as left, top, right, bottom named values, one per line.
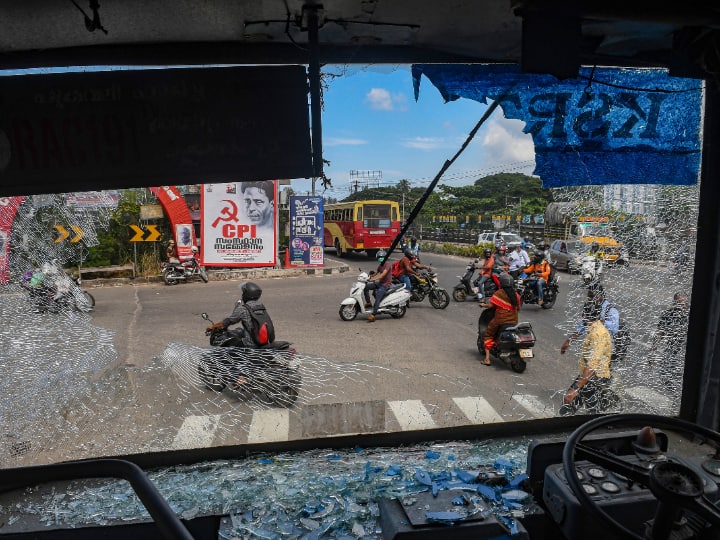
left=324, top=199, right=401, bottom=258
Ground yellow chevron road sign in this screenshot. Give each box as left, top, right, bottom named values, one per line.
left=129, top=224, right=161, bottom=242
left=53, top=225, right=84, bottom=243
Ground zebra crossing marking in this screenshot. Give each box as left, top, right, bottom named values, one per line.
left=172, top=414, right=221, bottom=449
left=248, top=408, right=290, bottom=443
left=511, top=394, right=554, bottom=417
left=624, top=385, right=674, bottom=412
left=388, top=400, right=437, bottom=431
left=452, top=396, right=504, bottom=424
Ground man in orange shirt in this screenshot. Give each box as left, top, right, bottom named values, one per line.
left=523, top=250, right=552, bottom=305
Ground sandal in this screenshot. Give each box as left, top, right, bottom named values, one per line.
left=481, top=360, right=492, bottom=366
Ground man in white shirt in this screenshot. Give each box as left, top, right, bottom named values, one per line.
left=508, top=244, right=530, bottom=278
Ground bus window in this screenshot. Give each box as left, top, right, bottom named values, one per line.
left=356, top=206, right=362, bottom=221
left=392, top=207, right=398, bottom=222
left=365, top=204, right=392, bottom=228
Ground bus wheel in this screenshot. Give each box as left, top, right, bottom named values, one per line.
left=335, top=239, right=346, bottom=258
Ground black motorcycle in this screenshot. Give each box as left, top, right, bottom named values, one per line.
left=515, top=271, right=559, bottom=309
left=476, top=307, right=536, bottom=373
left=452, top=260, right=479, bottom=302
left=399, top=269, right=450, bottom=309
left=196, top=313, right=301, bottom=406
left=21, top=271, right=95, bottom=313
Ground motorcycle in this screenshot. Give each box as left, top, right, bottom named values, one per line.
left=516, top=271, right=559, bottom=309
left=452, top=260, right=479, bottom=302
left=196, top=313, right=301, bottom=406
left=339, top=271, right=412, bottom=321
left=21, top=267, right=95, bottom=313
left=580, top=254, right=603, bottom=284
left=476, top=307, right=536, bottom=373
left=397, top=269, right=450, bottom=309
left=162, top=249, right=209, bottom=285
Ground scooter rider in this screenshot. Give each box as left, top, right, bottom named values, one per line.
left=365, top=249, right=392, bottom=323
left=206, top=282, right=274, bottom=347
left=475, top=247, right=495, bottom=301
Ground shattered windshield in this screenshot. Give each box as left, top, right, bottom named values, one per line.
left=0, top=64, right=702, bottom=534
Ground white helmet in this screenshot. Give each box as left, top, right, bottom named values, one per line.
left=191, top=246, right=199, bottom=253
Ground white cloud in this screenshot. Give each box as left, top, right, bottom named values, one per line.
left=365, top=88, right=408, bottom=111
left=402, top=137, right=445, bottom=150
left=481, top=119, right=535, bottom=163
left=324, top=137, right=368, bottom=147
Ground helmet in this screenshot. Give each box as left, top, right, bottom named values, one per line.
left=591, top=241, right=599, bottom=250
left=498, top=245, right=507, bottom=254
left=168, top=239, right=175, bottom=245
left=483, top=248, right=492, bottom=258
left=538, top=242, right=547, bottom=250
left=191, top=246, right=199, bottom=253
left=241, top=282, right=262, bottom=303
left=376, top=249, right=387, bottom=262
left=534, top=250, right=544, bottom=262
left=499, top=273, right=514, bottom=288
left=404, top=249, right=414, bottom=259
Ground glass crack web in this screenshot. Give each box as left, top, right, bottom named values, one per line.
left=548, top=184, right=697, bottom=417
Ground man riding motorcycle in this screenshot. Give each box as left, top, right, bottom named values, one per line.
left=206, top=282, right=275, bottom=347
left=522, top=250, right=552, bottom=306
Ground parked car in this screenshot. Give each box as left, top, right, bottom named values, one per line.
left=548, top=239, right=585, bottom=273
left=477, top=231, right=533, bottom=251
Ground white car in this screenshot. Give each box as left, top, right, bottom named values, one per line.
left=477, top=231, right=532, bottom=251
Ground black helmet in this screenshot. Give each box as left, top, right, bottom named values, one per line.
left=241, top=282, right=262, bottom=303
left=404, top=249, right=414, bottom=259
left=376, top=249, right=387, bottom=262
left=591, top=241, right=599, bottom=250
left=534, top=250, right=545, bottom=262
left=483, top=248, right=492, bottom=258
left=499, top=273, right=514, bottom=288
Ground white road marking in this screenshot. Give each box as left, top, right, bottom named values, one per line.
left=248, top=408, right=290, bottom=443
left=453, top=396, right=504, bottom=424
left=512, top=394, right=553, bottom=417
left=624, top=385, right=674, bottom=412
left=388, top=400, right=437, bottom=431
left=172, top=415, right=221, bottom=449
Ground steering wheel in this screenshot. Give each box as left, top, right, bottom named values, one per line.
left=562, top=413, right=720, bottom=540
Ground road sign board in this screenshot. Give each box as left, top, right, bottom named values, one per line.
left=53, top=225, right=84, bottom=243
left=129, top=225, right=161, bottom=242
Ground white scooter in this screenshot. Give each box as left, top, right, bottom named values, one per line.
left=581, top=255, right=603, bottom=284
left=339, top=271, right=412, bottom=321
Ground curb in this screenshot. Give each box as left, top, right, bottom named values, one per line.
left=82, top=262, right=351, bottom=287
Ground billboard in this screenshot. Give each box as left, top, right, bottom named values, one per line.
left=289, top=195, right=324, bottom=267
left=201, top=181, right=277, bottom=267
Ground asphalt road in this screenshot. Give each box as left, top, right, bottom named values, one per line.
left=4, top=251, right=686, bottom=464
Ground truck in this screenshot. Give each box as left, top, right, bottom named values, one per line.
left=543, top=202, right=629, bottom=265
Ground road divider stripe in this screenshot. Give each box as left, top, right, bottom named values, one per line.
left=248, top=408, right=290, bottom=443
left=511, top=394, right=554, bottom=417
left=388, top=400, right=437, bottom=431
left=172, top=414, right=221, bottom=449
left=452, top=396, right=503, bottom=424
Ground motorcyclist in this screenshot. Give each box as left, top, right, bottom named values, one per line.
left=508, top=244, right=530, bottom=278
left=493, top=245, right=510, bottom=274
left=166, top=239, right=180, bottom=264
left=522, top=250, right=552, bottom=305
left=395, top=249, right=420, bottom=291
left=480, top=272, right=521, bottom=366
left=364, top=249, right=392, bottom=323
left=205, top=282, right=274, bottom=347
left=407, top=237, right=421, bottom=258
left=475, top=247, right=495, bottom=302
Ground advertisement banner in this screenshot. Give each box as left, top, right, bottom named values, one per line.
left=289, top=195, right=324, bottom=267
left=0, top=196, right=25, bottom=284
left=202, top=181, right=277, bottom=267
left=150, top=186, right=197, bottom=261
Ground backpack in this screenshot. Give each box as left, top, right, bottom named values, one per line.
left=391, top=259, right=403, bottom=278
left=247, top=305, right=275, bottom=346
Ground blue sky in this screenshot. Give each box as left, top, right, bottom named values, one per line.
left=295, top=65, right=536, bottom=198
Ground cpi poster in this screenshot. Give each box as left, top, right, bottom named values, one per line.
left=289, top=195, right=324, bottom=266
left=201, top=181, right=277, bottom=267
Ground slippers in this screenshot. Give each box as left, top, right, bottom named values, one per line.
left=481, top=360, right=492, bottom=366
